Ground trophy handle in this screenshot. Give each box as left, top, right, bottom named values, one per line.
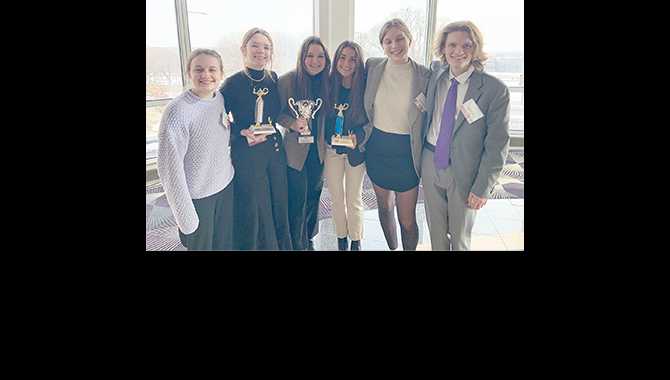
left=311, top=98, right=323, bottom=119
left=288, top=98, right=300, bottom=119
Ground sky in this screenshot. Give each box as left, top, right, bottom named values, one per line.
left=147, top=0, right=523, bottom=52
left=146, top=0, right=312, bottom=48
left=354, top=0, right=524, bottom=52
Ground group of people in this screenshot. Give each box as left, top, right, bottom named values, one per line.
left=156, top=18, right=510, bottom=251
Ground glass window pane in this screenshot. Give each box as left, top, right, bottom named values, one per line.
left=435, top=0, right=524, bottom=86
left=186, top=0, right=313, bottom=78
left=146, top=0, right=183, bottom=100
left=354, top=0, right=429, bottom=66
left=435, top=0, right=524, bottom=131
left=147, top=0, right=184, bottom=160
left=146, top=106, right=165, bottom=159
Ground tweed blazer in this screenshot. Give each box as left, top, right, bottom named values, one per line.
left=276, top=69, right=327, bottom=172
left=360, top=57, right=431, bottom=178
left=423, top=60, right=510, bottom=203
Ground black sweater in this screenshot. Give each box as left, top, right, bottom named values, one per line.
left=220, top=68, right=284, bottom=163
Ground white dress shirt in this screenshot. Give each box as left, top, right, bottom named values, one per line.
left=426, top=64, right=477, bottom=146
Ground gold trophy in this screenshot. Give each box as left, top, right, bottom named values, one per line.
left=331, top=103, right=354, bottom=147
left=250, top=87, right=275, bottom=135
left=288, top=97, right=322, bottom=144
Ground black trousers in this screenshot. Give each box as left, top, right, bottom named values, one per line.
left=232, top=154, right=292, bottom=250
left=287, top=143, right=324, bottom=250
left=178, top=181, right=234, bottom=250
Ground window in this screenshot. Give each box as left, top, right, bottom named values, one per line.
left=147, top=0, right=523, bottom=162
left=146, top=0, right=314, bottom=161
left=435, top=0, right=524, bottom=131
left=354, top=0, right=429, bottom=66
left=146, top=0, right=183, bottom=159
left=146, top=0, right=183, bottom=100
left=186, top=0, right=313, bottom=77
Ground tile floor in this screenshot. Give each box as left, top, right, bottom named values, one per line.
left=313, top=198, right=523, bottom=251
left=147, top=147, right=523, bottom=251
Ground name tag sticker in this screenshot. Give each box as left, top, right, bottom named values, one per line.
left=413, top=92, right=427, bottom=113
left=247, top=135, right=267, bottom=147
left=459, top=99, right=484, bottom=124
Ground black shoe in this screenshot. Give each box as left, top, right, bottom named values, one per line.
left=338, top=237, right=348, bottom=251
left=307, top=239, right=315, bottom=251
left=350, top=240, right=361, bottom=251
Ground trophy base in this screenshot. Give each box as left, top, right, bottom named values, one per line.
left=331, top=135, right=354, bottom=147
left=298, top=135, right=314, bottom=144
left=250, top=124, right=276, bottom=134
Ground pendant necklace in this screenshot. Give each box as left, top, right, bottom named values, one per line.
left=245, top=68, right=266, bottom=90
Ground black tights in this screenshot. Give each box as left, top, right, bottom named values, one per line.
left=371, top=183, right=419, bottom=250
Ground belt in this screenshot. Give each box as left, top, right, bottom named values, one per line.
left=424, top=140, right=436, bottom=152
left=424, top=140, right=451, bottom=164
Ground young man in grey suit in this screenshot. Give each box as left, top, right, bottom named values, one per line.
left=421, top=21, right=510, bottom=251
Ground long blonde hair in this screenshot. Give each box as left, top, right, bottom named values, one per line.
left=183, top=48, right=224, bottom=89
left=240, top=27, right=276, bottom=83
left=433, top=20, right=488, bottom=71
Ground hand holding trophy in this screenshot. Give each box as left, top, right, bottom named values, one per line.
left=250, top=87, right=276, bottom=135
left=331, top=103, right=354, bottom=147
left=288, top=97, right=322, bottom=144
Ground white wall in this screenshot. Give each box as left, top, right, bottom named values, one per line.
left=316, top=0, right=355, bottom=52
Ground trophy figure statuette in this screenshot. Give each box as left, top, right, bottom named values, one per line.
left=250, top=87, right=275, bottom=135
left=331, top=103, right=354, bottom=147
left=288, top=97, right=322, bottom=144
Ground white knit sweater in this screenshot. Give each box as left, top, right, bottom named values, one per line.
left=157, top=89, right=235, bottom=234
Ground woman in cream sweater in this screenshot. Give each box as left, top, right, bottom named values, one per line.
left=360, top=19, right=431, bottom=251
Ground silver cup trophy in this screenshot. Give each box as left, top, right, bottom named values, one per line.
left=288, top=97, right=322, bottom=144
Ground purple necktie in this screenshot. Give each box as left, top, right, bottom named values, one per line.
left=433, top=77, right=459, bottom=169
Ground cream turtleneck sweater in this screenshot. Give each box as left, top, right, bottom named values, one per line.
left=372, top=60, right=413, bottom=135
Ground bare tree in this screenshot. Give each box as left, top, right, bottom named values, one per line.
left=211, top=30, right=309, bottom=79
left=355, top=7, right=451, bottom=65
left=146, top=46, right=181, bottom=98
left=356, top=7, right=425, bottom=63
left=211, top=32, right=244, bottom=80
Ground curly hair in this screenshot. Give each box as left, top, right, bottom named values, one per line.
left=433, top=20, right=488, bottom=71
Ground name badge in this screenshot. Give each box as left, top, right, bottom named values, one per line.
left=459, top=99, right=484, bottom=124
left=413, top=92, right=427, bottom=113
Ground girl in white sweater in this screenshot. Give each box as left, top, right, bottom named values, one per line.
left=157, top=49, right=235, bottom=250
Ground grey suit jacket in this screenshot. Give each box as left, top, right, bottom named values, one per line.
left=361, top=57, right=431, bottom=178
left=423, top=60, right=510, bottom=203
left=276, top=69, right=326, bottom=171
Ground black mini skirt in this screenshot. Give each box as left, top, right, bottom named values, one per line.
left=365, top=127, right=419, bottom=192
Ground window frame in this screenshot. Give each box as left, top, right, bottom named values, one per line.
left=147, top=0, right=521, bottom=167
left=146, top=0, right=191, bottom=164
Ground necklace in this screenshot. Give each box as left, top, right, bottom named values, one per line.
left=246, top=70, right=266, bottom=94
left=244, top=68, right=266, bottom=84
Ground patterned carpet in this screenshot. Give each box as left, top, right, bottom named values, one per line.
left=146, top=149, right=523, bottom=250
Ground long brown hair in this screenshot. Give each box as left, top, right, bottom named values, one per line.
left=329, top=40, right=366, bottom=128
left=294, top=35, right=332, bottom=117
